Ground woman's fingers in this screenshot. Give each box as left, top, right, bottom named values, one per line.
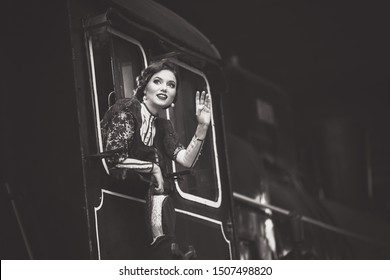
left=156, top=176, right=164, bottom=192
left=201, top=90, right=206, bottom=104
left=152, top=178, right=164, bottom=195
left=196, top=90, right=208, bottom=111
left=154, top=183, right=164, bottom=195
left=196, top=90, right=207, bottom=102
left=204, top=92, right=210, bottom=108
left=150, top=164, right=165, bottom=195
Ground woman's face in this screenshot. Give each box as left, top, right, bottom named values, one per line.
left=144, top=69, right=177, bottom=113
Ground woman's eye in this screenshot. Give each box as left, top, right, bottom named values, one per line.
left=153, top=79, right=161, bottom=85
left=168, top=83, right=176, bottom=88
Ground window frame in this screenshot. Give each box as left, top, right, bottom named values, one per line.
left=166, top=58, right=222, bottom=208
left=87, top=28, right=222, bottom=208
left=86, top=27, right=148, bottom=174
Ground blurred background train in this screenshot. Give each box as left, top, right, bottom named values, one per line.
left=2, top=0, right=390, bottom=259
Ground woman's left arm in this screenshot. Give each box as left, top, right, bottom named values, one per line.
left=176, top=91, right=211, bottom=168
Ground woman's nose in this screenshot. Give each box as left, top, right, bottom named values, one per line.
left=160, top=84, right=167, bottom=92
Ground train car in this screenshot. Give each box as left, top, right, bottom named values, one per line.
left=3, top=0, right=389, bottom=260
left=3, top=0, right=234, bottom=259
left=222, top=60, right=390, bottom=260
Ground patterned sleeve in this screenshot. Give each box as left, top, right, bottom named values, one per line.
left=162, top=120, right=185, bottom=161
left=103, top=110, right=135, bottom=165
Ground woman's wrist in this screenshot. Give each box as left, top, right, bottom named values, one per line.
left=196, top=123, right=209, bottom=140
left=198, top=123, right=209, bottom=129
left=151, top=163, right=160, bottom=174
left=149, top=163, right=155, bottom=174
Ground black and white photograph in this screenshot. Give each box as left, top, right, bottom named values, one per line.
left=2, top=0, right=390, bottom=265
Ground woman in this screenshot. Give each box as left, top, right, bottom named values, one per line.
left=101, top=59, right=211, bottom=258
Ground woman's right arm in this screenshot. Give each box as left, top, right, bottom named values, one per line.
left=116, top=159, right=164, bottom=194
left=105, top=111, right=164, bottom=194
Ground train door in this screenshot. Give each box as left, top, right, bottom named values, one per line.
left=85, top=23, right=149, bottom=259
left=83, top=10, right=233, bottom=259
left=164, top=59, right=233, bottom=259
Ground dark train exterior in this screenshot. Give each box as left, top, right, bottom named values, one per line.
left=223, top=61, right=390, bottom=260
left=3, top=0, right=233, bottom=260
left=3, top=0, right=390, bottom=260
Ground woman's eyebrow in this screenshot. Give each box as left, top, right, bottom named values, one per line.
left=154, top=75, right=176, bottom=83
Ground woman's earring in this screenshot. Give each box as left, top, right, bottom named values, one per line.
left=143, top=95, right=147, bottom=102
left=170, top=103, right=175, bottom=108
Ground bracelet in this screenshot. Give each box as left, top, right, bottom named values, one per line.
left=194, top=134, right=205, bottom=142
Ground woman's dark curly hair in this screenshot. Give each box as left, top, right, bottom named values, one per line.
left=134, top=59, right=179, bottom=104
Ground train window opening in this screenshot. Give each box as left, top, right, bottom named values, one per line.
left=86, top=23, right=222, bottom=205
left=165, top=59, right=222, bottom=207
left=87, top=30, right=114, bottom=119
left=109, top=28, right=147, bottom=99
left=86, top=27, right=147, bottom=173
